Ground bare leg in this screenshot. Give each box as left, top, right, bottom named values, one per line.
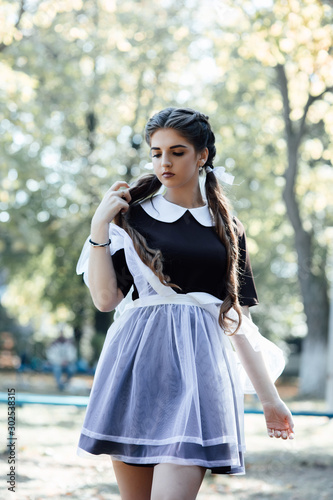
left=112, top=460, right=154, bottom=500
left=151, top=463, right=206, bottom=500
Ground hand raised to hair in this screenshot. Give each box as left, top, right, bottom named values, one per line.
left=262, top=399, right=295, bottom=440
left=92, top=181, right=132, bottom=227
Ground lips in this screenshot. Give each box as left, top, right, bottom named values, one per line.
left=162, top=172, right=175, bottom=177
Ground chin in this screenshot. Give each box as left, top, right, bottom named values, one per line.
left=160, top=177, right=177, bottom=185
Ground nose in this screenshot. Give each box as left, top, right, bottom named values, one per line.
left=161, top=152, right=172, bottom=167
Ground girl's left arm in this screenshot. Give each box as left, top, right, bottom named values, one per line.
left=232, top=306, right=295, bottom=440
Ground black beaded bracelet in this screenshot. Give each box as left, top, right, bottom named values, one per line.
left=89, top=238, right=111, bottom=247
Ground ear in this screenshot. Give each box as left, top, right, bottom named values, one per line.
left=199, top=147, right=209, bottom=164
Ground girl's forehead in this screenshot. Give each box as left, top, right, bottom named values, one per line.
left=150, top=128, right=191, bottom=148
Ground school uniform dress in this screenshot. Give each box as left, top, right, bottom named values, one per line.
left=76, top=194, right=285, bottom=474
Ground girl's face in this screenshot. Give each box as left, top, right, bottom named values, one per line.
left=150, top=128, right=207, bottom=191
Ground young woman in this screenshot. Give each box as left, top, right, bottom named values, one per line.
left=76, top=107, right=294, bottom=500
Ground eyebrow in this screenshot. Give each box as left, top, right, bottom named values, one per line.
left=150, top=144, right=189, bottom=150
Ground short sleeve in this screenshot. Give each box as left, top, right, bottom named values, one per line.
left=111, top=249, right=134, bottom=298
left=235, top=218, right=259, bottom=307
left=76, top=231, right=134, bottom=298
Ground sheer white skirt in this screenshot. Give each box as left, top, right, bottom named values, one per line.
left=77, top=296, right=284, bottom=474
left=76, top=225, right=285, bottom=474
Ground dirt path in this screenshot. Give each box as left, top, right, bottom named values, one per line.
left=1, top=374, right=332, bottom=499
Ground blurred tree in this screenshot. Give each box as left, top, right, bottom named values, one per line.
left=0, top=0, right=332, bottom=396
left=0, top=0, right=202, bottom=359
left=211, top=0, right=333, bottom=396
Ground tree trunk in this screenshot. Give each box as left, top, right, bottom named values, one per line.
left=277, top=64, right=329, bottom=397
left=283, top=134, right=329, bottom=397
left=297, top=274, right=329, bottom=397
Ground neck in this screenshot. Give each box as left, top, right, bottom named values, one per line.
left=163, top=186, right=206, bottom=208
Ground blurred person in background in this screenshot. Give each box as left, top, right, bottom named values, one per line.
left=46, top=332, right=77, bottom=391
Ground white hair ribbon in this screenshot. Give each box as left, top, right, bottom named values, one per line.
left=205, top=166, right=234, bottom=185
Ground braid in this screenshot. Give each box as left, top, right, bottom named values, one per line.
left=199, top=121, right=216, bottom=168
left=205, top=171, right=242, bottom=334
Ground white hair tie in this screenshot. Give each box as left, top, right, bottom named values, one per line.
left=205, top=166, right=234, bottom=185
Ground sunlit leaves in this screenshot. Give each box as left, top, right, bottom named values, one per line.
left=0, top=1, right=24, bottom=46
left=0, top=0, right=332, bottom=346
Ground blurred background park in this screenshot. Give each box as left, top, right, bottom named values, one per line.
left=0, top=0, right=333, bottom=498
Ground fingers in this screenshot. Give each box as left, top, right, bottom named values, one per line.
left=109, top=181, right=132, bottom=204
left=92, top=181, right=132, bottom=222
left=267, top=428, right=295, bottom=440
left=110, top=181, right=130, bottom=191
left=284, top=412, right=295, bottom=439
left=118, top=190, right=131, bottom=215
left=267, top=428, right=282, bottom=439
left=287, top=413, right=295, bottom=433
left=119, top=189, right=131, bottom=203
left=102, top=181, right=131, bottom=216
left=267, top=429, right=282, bottom=439
left=268, top=428, right=274, bottom=438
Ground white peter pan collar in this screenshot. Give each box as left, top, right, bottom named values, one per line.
left=139, top=194, right=214, bottom=227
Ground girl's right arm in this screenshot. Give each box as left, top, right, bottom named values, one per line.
left=88, top=181, right=131, bottom=312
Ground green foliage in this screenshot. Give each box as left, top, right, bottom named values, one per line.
left=0, top=0, right=332, bottom=357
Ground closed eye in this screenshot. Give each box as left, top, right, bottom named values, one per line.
left=152, top=152, right=184, bottom=158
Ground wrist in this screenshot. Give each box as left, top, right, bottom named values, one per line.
left=258, top=384, right=281, bottom=406
left=89, top=238, right=111, bottom=248
left=91, top=212, right=110, bottom=227
left=91, top=218, right=110, bottom=241
left=261, top=395, right=282, bottom=406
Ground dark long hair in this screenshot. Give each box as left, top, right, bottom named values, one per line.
left=114, top=107, right=242, bottom=334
